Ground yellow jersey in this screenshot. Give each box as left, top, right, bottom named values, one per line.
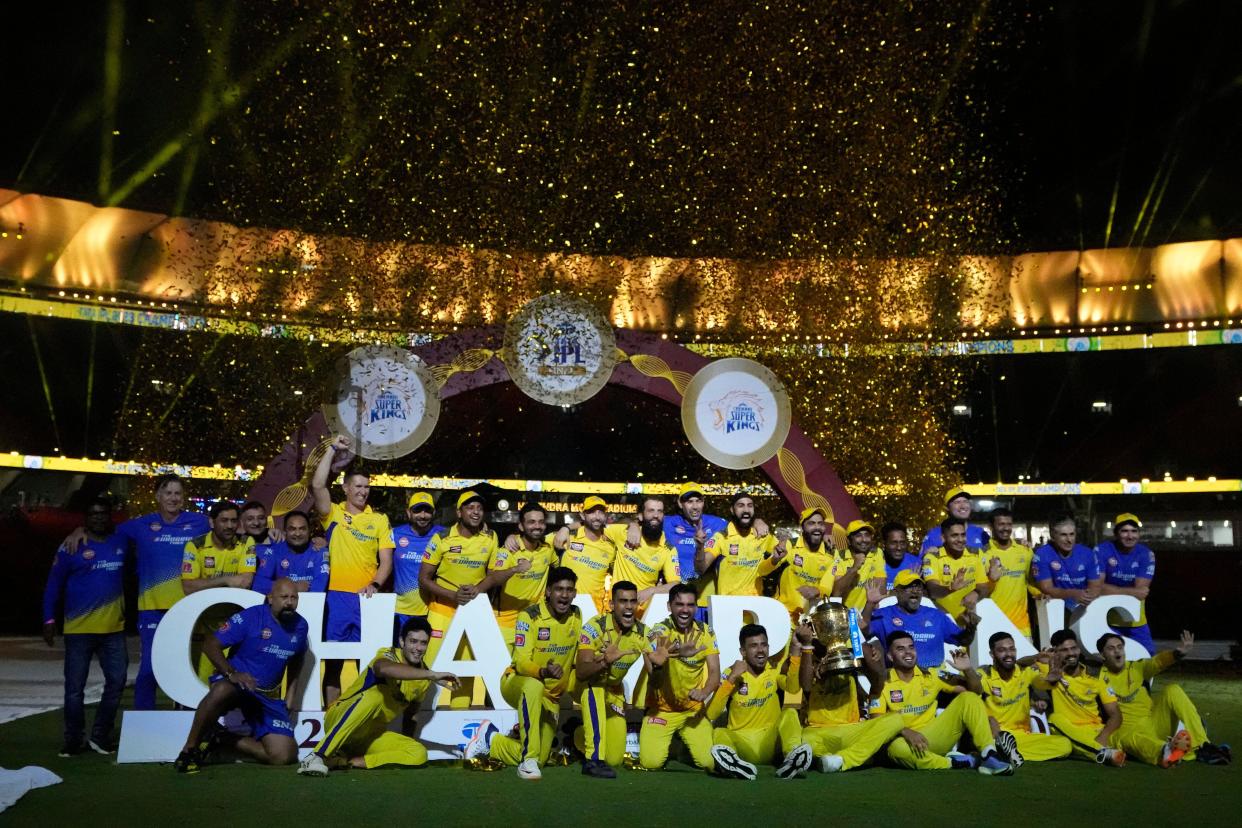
left=180, top=534, right=257, bottom=581
left=983, top=539, right=1035, bottom=635
left=561, top=524, right=624, bottom=610
left=774, top=537, right=836, bottom=614
left=805, top=672, right=863, bottom=728
left=921, top=546, right=989, bottom=619
left=1038, top=663, right=1117, bottom=727
left=1099, top=651, right=1177, bottom=724
left=612, top=536, right=681, bottom=594
left=867, top=668, right=951, bottom=729
left=508, top=601, right=582, bottom=703
left=645, top=619, right=719, bottom=713
left=338, top=646, right=432, bottom=721
left=490, top=539, right=558, bottom=627
left=424, top=524, right=499, bottom=616
left=322, top=503, right=394, bottom=593
left=978, top=664, right=1046, bottom=732
left=707, top=660, right=798, bottom=732
left=703, top=522, right=778, bottom=598
left=578, top=612, right=651, bottom=691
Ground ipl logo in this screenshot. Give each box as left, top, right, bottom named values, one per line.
left=708, top=390, right=766, bottom=435
left=368, top=389, right=407, bottom=424
left=535, top=323, right=589, bottom=376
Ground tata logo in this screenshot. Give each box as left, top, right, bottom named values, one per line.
left=708, top=390, right=766, bottom=435
left=368, top=389, right=407, bottom=424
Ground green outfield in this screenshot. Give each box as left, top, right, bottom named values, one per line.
left=2, top=665, right=1239, bottom=826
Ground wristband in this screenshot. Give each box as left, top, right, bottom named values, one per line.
left=369, top=581, right=381, bottom=590
left=800, top=645, right=814, bottom=652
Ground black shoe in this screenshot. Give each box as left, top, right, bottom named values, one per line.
left=202, top=726, right=240, bottom=760
left=1198, top=743, right=1233, bottom=766
left=994, top=730, right=1024, bottom=768
left=581, top=759, right=617, bottom=779
left=88, top=736, right=116, bottom=755
left=174, top=748, right=203, bottom=774
left=58, top=740, right=86, bottom=758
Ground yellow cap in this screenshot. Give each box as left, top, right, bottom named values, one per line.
left=1114, top=513, right=1142, bottom=529
left=944, top=486, right=971, bottom=506
left=845, top=519, right=875, bottom=536
left=456, top=490, right=484, bottom=510
left=407, top=491, right=434, bottom=510
left=799, top=507, right=827, bottom=524
left=893, top=569, right=924, bottom=588
left=581, top=495, right=608, bottom=513
left=678, top=482, right=705, bottom=502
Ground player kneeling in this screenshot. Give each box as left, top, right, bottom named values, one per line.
left=463, top=567, right=583, bottom=780
left=298, top=617, right=458, bottom=776
left=707, top=623, right=814, bottom=780
left=175, top=579, right=308, bottom=772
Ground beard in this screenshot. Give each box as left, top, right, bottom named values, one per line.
left=641, top=518, right=663, bottom=541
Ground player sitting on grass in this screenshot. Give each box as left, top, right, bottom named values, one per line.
left=707, top=623, right=814, bottom=781
left=175, top=578, right=307, bottom=773
left=1096, top=630, right=1231, bottom=766
left=870, top=631, right=1014, bottom=775
left=298, top=617, right=459, bottom=776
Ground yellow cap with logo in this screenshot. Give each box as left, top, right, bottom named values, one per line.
left=800, top=507, right=827, bottom=524
left=678, top=482, right=705, bottom=502
left=581, top=495, right=608, bottom=513
left=456, top=490, right=484, bottom=510
left=944, top=486, right=971, bottom=506
left=1114, top=513, right=1142, bottom=529
left=893, top=569, right=925, bottom=588
left=408, top=491, right=434, bottom=510
left=845, top=519, right=875, bottom=536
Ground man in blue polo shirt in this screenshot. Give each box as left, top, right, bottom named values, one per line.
left=1032, top=514, right=1102, bottom=617
left=43, top=498, right=129, bottom=756
left=252, top=510, right=328, bottom=595
left=390, top=491, right=444, bottom=641
left=863, top=570, right=975, bottom=669
left=921, top=486, right=991, bottom=554
left=175, top=578, right=309, bottom=773
left=661, top=483, right=728, bottom=584
left=1094, top=512, right=1156, bottom=652
left=64, top=473, right=210, bottom=710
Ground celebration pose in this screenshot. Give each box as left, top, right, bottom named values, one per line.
left=298, top=617, right=459, bottom=776
left=976, top=632, right=1071, bottom=765
left=863, top=570, right=975, bottom=669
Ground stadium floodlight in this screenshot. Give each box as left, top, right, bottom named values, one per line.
left=952, top=403, right=971, bottom=417
left=1091, top=400, right=1112, bottom=413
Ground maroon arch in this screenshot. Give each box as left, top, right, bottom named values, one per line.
left=248, top=328, right=860, bottom=526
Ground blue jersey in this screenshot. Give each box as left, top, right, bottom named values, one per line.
left=870, top=603, right=966, bottom=669
left=253, top=542, right=329, bottom=595
left=920, top=523, right=990, bottom=554
left=1032, top=543, right=1101, bottom=612
left=42, top=535, right=128, bottom=634
left=391, top=523, right=444, bottom=615
left=117, top=510, right=211, bottom=612
left=1094, top=540, right=1156, bottom=627
left=664, top=513, right=728, bottom=578
left=214, top=603, right=309, bottom=691
left=882, top=554, right=925, bottom=590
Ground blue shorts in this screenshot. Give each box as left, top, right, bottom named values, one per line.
left=393, top=613, right=427, bottom=646
left=209, top=677, right=294, bottom=740
left=325, top=590, right=361, bottom=642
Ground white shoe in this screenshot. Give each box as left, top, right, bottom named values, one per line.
left=776, top=743, right=814, bottom=779
left=297, top=753, right=329, bottom=777
left=517, top=758, right=542, bottom=780
left=711, top=745, right=757, bottom=780
left=464, top=720, right=496, bottom=761
left=819, top=754, right=845, bottom=773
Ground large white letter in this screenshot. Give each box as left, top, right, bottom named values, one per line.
left=294, top=593, right=394, bottom=711
left=708, top=596, right=792, bottom=669
left=1071, top=595, right=1150, bottom=659
left=427, top=595, right=511, bottom=709
left=970, top=599, right=1040, bottom=666
left=151, top=587, right=263, bottom=709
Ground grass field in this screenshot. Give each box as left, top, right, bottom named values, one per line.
left=2, top=664, right=1239, bottom=826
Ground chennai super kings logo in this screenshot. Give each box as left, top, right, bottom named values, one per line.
left=369, top=389, right=408, bottom=424
left=708, top=390, right=766, bottom=435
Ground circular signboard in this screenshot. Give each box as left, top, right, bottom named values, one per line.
left=502, top=294, right=618, bottom=406
left=680, top=358, right=792, bottom=469
left=321, top=345, right=441, bottom=460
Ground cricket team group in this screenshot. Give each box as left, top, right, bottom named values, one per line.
left=44, top=433, right=1232, bottom=782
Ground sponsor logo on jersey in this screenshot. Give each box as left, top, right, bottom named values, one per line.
left=794, top=554, right=803, bottom=566
left=892, top=616, right=903, bottom=627
left=538, top=627, right=551, bottom=641
left=261, top=628, right=273, bottom=639
left=150, top=522, right=162, bottom=532
left=647, top=716, right=667, bottom=725
left=399, top=536, right=410, bottom=547
left=890, top=689, right=904, bottom=703
left=83, top=549, right=95, bottom=560
left=514, top=634, right=525, bottom=646
left=281, top=559, right=290, bottom=569
left=570, top=542, right=585, bottom=552
left=204, top=556, right=216, bottom=569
